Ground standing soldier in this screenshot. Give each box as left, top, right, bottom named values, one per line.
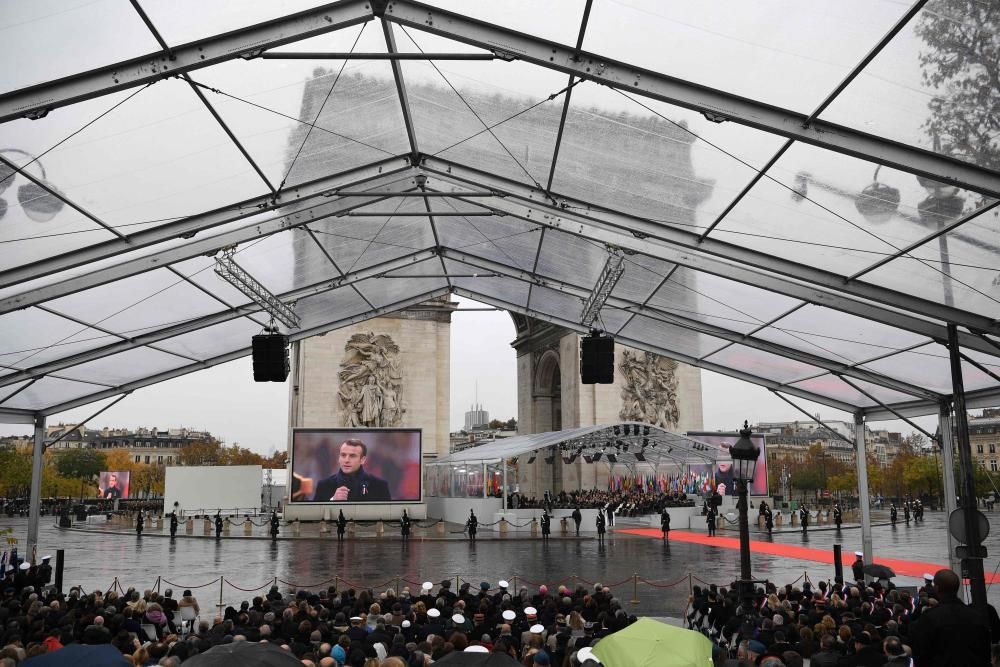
left=903, top=501, right=911, bottom=523
left=833, top=503, right=842, bottom=530
left=37, top=555, right=52, bottom=588
left=467, top=509, right=478, bottom=542
left=337, top=509, right=347, bottom=541
left=135, top=511, right=144, bottom=537
left=401, top=509, right=411, bottom=542
left=269, top=511, right=280, bottom=542
left=540, top=511, right=551, bottom=541
left=706, top=505, right=717, bottom=537
left=596, top=511, right=606, bottom=543
left=852, top=551, right=865, bottom=582
left=890, top=503, right=898, bottom=526
left=169, top=511, right=179, bottom=538
left=764, top=506, right=774, bottom=536
left=214, top=511, right=223, bottom=540
left=572, top=506, right=582, bottom=537
left=799, top=504, right=809, bottom=534
left=660, top=508, right=671, bottom=540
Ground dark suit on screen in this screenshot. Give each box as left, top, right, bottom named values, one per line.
left=313, top=466, right=391, bottom=502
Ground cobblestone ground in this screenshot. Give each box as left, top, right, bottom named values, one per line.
left=3, top=510, right=997, bottom=616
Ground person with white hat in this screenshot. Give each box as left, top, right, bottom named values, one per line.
left=852, top=550, right=865, bottom=582
left=37, top=555, right=52, bottom=587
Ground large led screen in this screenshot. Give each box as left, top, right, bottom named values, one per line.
left=290, top=429, right=421, bottom=503
left=686, top=431, right=768, bottom=496
left=98, top=471, right=130, bottom=500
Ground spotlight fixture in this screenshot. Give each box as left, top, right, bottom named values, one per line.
left=633, top=424, right=641, bottom=436
left=606, top=454, right=618, bottom=464
left=643, top=425, right=650, bottom=436
left=643, top=438, right=649, bottom=447
left=527, top=455, right=536, bottom=464
left=613, top=425, right=620, bottom=436
left=509, top=457, right=518, bottom=465
left=635, top=451, right=646, bottom=462
left=583, top=454, right=593, bottom=464
left=592, top=452, right=603, bottom=462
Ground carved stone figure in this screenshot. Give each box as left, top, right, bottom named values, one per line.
left=339, top=332, right=404, bottom=427
left=619, top=350, right=679, bottom=428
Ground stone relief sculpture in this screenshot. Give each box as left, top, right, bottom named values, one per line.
left=338, top=332, right=404, bottom=427
left=619, top=350, right=680, bottom=429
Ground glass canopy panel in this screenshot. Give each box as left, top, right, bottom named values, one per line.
left=228, top=228, right=329, bottom=296
left=316, top=199, right=435, bottom=271
left=710, top=142, right=972, bottom=276
left=527, top=285, right=584, bottom=323
left=194, top=30, right=411, bottom=189
left=0, top=307, right=124, bottom=372
left=583, top=0, right=907, bottom=113
left=646, top=267, right=801, bottom=335
left=292, top=285, right=373, bottom=332
left=0, top=0, right=160, bottom=94
left=611, top=253, right=676, bottom=305
left=444, top=259, right=530, bottom=308
left=617, top=313, right=729, bottom=360
left=860, top=343, right=996, bottom=394
left=58, top=347, right=190, bottom=386
left=417, top=0, right=587, bottom=44
left=437, top=215, right=540, bottom=272
left=11, top=78, right=270, bottom=231
left=704, top=344, right=825, bottom=384
left=535, top=229, right=610, bottom=286
left=551, top=83, right=788, bottom=231
left=139, top=0, right=337, bottom=46
left=819, top=0, right=999, bottom=171
left=755, top=304, right=931, bottom=366
left=44, top=268, right=230, bottom=337
left=153, top=317, right=264, bottom=360
left=353, top=259, right=448, bottom=308
left=788, top=374, right=920, bottom=408
left=589, top=304, right=631, bottom=333
left=1, top=376, right=106, bottom=411
left=396, top=32, right=567, bottom=187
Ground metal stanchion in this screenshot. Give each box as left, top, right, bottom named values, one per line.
left=631, top=574, right=639, bottom=605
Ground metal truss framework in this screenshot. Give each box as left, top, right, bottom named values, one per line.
left=0, top=0, right=998, bottom=425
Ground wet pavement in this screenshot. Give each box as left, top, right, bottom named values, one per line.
left=5, top=510, right=999, bottom=617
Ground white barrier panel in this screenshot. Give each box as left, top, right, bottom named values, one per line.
left=165, top=465, right=262, bottom=514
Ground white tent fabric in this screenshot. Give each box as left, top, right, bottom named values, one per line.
left=0, top=0, right=998, bottom=423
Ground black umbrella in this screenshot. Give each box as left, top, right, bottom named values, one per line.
left=183, top=642, right=302, bottom=667
left=863, top=563, right=896, bottom=580
left=23, top=644, right=130, bottom=666
left=433, top=652, right=521, bottom=666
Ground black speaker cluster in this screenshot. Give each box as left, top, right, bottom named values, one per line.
left=580, top=331, right=614, bottom=384
left=252, top=332, right=290, bottom=382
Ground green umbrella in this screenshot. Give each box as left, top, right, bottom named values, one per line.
left=592, top=618, right=714, bottom=667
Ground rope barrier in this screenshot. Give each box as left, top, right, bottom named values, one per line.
left=161, top=577, right=221, bottom=590
left=638, top=575, right=690, bottom=589
left=222, top=578, right=273, bottom=593
left=276, top=577, right=338, bottom=589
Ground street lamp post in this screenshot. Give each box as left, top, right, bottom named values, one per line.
left=731, top=421, right=761, bottom=617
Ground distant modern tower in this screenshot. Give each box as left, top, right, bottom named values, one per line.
left=464, top=403, right=490, bottom=431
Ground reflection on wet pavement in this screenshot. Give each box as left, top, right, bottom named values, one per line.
left=5, top=510, right=997, bottom=616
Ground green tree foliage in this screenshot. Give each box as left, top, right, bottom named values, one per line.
left=916, top=1, right=1000, bottom=171
left=54, top=448, right=107, bottom=498
left=0, top=448, right=32, bottom=497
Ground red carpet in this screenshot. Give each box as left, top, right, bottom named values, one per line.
left=617, top=528, right=1000, bottom=584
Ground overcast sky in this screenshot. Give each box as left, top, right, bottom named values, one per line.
left=0, top=295, right=939, bottom=453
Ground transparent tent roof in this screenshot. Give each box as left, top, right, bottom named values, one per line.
left=0, top=0, right=998, bottom=423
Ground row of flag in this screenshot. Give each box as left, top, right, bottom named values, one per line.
left=608, top=471, right=716, bottom=495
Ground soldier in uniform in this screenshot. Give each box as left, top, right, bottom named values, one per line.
left=596, top=512, right=606, bottom=542
left=269, top=511, right=280, bottom=541
left=890, top=503, right=898, bottom=526
left=903, top=501, right=911, bottom=523
left=833, top=503, right=842, bottom=529
left=337, top=509, right=347, bottom=541
left=467, top=509, right=478, bottom=542
left=572, top=506, right=582, bottom=536
left=660, top=508, right=670, bottom=540
left=706, top=506, right=716, bottom=537
left=852, top=551, right=865, bottom=582
left=135, top=512, right=144, bottom=536
left=764, top=506, right=774, bottom=536
left=214, top=511, right=224, bottom=539
left=540, top=511, right=551, bottom=541
left=401, top=509, right=411, bottom=542
left=37, top=555, right=52, bottom=588
left=169, top=512, right=179, bottom=538
left=799, top=504, right=809, bottom=534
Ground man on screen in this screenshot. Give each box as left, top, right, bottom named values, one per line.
left=313, top=438, right=392, bottom=502
left=99, top=473, right=123, bottom=500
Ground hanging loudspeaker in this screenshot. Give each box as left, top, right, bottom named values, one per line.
left=580, top=333, right=614, bottom=384
left=252, top=333, right=290, bottom=382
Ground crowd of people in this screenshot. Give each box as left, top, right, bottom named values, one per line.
left=510, top=489, right=694, bottom=514
left=0, top=570, right=634, bottom=666
left=690, top=567, right=997, bottom=666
